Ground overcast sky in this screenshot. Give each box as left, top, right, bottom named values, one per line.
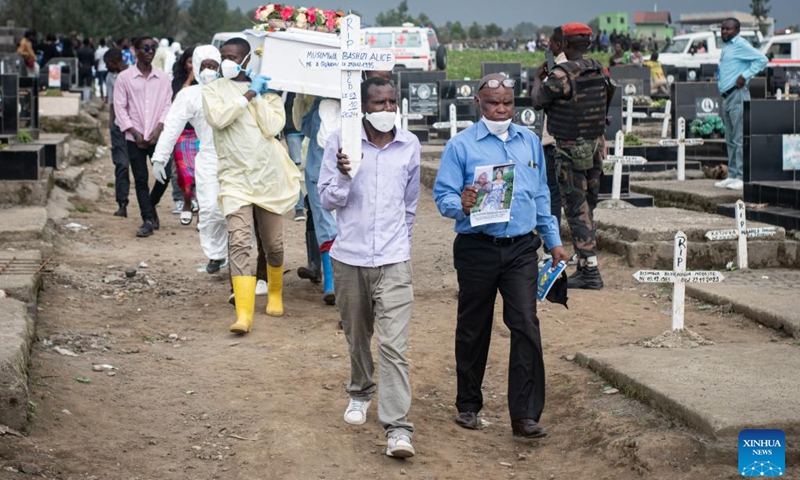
left=229, top=0, right=798, bottom=29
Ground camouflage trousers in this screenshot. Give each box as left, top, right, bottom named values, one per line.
left=555, top=146, right=603, bottom=259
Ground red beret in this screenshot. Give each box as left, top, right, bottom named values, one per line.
left=562, top=22, right=593, bottom=36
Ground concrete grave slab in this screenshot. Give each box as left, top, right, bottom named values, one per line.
left=0, top=207, right=50, bottom=243
left=0, top=297, right=34, bottom=430
left=595, top=207, right=796, bottom=269
left=0, top=168, right=54, bottom=206
left=576, top=343, right=800, bottom=441
left=630, top=179, right=741, bottom=213
left=0, top=250, right=44, bottom=304
left=686, top=268, right=800, bottom=339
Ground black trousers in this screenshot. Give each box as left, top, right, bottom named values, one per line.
left=543, top=145, right=562, bottom=226
left=110, top=124, right=130, bottom=207
left=127, top=141, right=171, bottom=223
left=453, top=232, right=546, bottom=421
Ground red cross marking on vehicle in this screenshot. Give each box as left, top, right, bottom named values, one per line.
left=397, top=35, right=405, bottom=44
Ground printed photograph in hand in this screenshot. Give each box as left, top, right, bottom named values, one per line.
left=469, top=163, right=515, bottom=227
left=472, top=164, right=514, bottom=214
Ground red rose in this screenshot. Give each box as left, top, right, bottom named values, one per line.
left=307, top=9, right=316, bottom=23
left=280, top=6, right=294, bottom=20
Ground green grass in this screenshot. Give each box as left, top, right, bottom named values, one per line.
left=446, top=50, right=611, bottom=80
left=75, top=205, right=89, bottom=213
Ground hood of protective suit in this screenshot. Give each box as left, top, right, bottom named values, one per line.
left=192, top=45, right=222, bottom=84
left=159, top=38, right=169, bottom=48
left=171, top=41, right=182, bottom=53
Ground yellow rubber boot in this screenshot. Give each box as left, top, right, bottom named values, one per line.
left=230, top=276, right=257, bottom=333
left=266, top=265, right=284, bottom=317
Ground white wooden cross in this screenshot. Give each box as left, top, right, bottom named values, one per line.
left=650, top=100, right=672, bottom=139
left=432, top=104, right=473, bottom=138
left=622, top=96, right=648, bottom=134
left=397, top=98, right=423, bottom=130
left=633, top=231, right=725, bottom=330
left=704, top=200, right=779, bottom=270
left=300, top=14, right=395, bottom=177
left=658, top=117, right=704, bottom=181
left=604, top=130, right=647, bottom=200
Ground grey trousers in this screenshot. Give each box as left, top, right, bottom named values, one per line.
left=333, top=259, right=414, bottom=439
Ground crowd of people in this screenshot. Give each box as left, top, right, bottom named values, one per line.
left=19, top=15, right=764, bottom=460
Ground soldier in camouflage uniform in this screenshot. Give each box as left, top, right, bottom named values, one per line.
left=532, top=22, right=615, bottom=290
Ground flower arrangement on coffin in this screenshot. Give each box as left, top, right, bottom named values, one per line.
left=253, top=4, right=345, bottom=33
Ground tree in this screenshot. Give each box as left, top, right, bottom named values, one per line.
left=449, top=21, right=466, bottom=41
left=750, top=0, right=771, bottom=35
left=184, top=0, right=229, bottom=45
left=484, top=23, right=503, bottom=38
left=468, top=22, right=483, bottom=40
left=375, top=0, right=414, bottom=26
left=510, top=21, right=538, bottom=39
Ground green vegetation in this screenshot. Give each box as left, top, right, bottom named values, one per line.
left=446, top=50, right=611, bottom=81
left=75, top=205, right=89, bottom=213
left=16, top=130, right=33, bottom=143
left=624, top=132, right=643, bottom=146
left=44, top=89, right=63, bottom=97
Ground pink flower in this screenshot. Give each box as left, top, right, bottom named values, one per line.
left=307, top=8, right=316, bottom=24
left=280, top=6, right=294, bottom=20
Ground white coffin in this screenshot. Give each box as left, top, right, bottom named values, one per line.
left=245, top=28, right=341, bottom=98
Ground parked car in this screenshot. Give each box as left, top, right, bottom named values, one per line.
left=658, top=29, right=763, bottom=69
left=211, top=32, right=245, bottom=51
left=761, top=33, right=800, bottom=67
left=361, top=23, right=446, bottom=71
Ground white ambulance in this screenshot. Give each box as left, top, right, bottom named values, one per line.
left=361, top=23, right=446, bottom=71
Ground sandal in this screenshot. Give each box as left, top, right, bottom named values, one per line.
left=180, top=211, right=193, bottom=226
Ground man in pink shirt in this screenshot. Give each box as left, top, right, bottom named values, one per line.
left=113, top=36, right=173, bottom=237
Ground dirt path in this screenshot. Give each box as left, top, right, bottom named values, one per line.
left=0, top=151, right=792, bottom=480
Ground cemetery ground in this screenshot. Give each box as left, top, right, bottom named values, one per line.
left=1, top=152, right=795, bottom=479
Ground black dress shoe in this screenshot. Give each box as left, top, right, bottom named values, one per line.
left=454, top=411, right=479, bottom=430
left=206, top=259, right=225, bottom=274
left=136, top=221, right=155, bottom=238
left=152, top=211, right=160, bottom=230
left=113, top=204, right=127, bottom=217
left=511, top=418, right=547, bottom=439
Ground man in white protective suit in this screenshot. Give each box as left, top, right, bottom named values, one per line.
left=151, top=45, right=229, bottom=275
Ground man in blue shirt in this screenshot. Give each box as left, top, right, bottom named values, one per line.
left=433, top=73, right=568, bottom=440
left=715, top=18, right=768, bottom=191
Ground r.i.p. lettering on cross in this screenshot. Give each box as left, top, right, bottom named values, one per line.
left=300, top=14, right=395, bottom=177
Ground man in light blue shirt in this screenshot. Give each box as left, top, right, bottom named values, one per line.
left=715, top=18, right=768, bottom=190
left=433, top=73, right=568, bottom=440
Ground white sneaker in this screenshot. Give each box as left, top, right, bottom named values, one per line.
left=256, top=279, right=268, bottom=296
left=191, top=198, right=199, bottom=212
left=726, top=179, right=744, bottom=190
left=343, top=398, right=371, bottom=425
left=386, top=434, right=415, bottom=458
left=714, top=178, right=735, bottom=188
left=172, top=200, right=184, bottom=214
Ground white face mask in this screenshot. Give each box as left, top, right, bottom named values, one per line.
left=220, top=53, right=250, bottom=80
left=482, top=117, right=512, bottom=136
left=198, top=68, right=219, bottom=85
left=365, top=111, right=397, bottom=133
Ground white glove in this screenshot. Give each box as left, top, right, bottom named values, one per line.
left=152, top=160, right=168, bottom=184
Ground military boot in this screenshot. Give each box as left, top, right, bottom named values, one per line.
left=567, top=266, right=604, bottom=290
